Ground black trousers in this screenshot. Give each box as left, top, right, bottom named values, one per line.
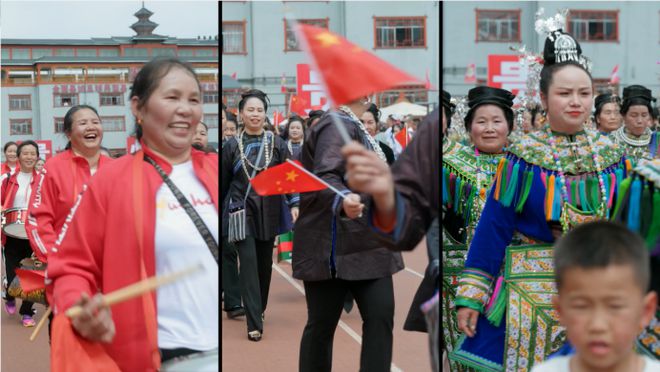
left=222, top=237, right=242, bottom=310
left=3, top=236, right=35, bottom=316
left=299, top=276, right=395, bottom=372
left=234, top=236, right=274, bottom=333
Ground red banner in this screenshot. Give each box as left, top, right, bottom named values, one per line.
left=35, top=140, right=53, bottom=160
left=487, top=55, right=527, bottom=96
left=53, top=84, right=127, bottom=94
left=296, top=64, right=329, bottom=116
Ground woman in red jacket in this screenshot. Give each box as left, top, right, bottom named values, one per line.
left=26, top=104, right=112, bottom=264
left=47, top=57, right=218, bottom=372
left=1, top=141, right=19, bottom=176
left=1, top=140, right=41, bottom=327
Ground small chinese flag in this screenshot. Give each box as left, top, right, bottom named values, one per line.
left=290, top=94, right=308, bottom=116
left=231, top=72, right=237, bottom=80
left=51, top=314, right=121, bottom=372
left=297, top=24, right=420, bottom=105
left=395, top=127, right=411, bottom=149
left=424, top=69, right=432, bottom=90
left=610, top=64, right=620, bottom=84
left=273, top=111, right=283, bottom=127
left=250, top=160, right=327, bottom=196
left=277, top=231, right=294, bottom=263
left=15, top=268, right=46, bottom=293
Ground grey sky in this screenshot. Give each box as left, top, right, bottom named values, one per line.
left=0, top=1, right=218, bottom=40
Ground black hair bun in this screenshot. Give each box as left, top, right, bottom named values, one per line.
left=622, top=85, right=654, bottom=104
left=467, top=86, right=515, bottom=111
left=241, top=89, right=267, bottom=100
left=543, top=29, right=582, bottom=66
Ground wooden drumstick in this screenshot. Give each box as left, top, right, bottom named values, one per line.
left=65, top=263, right=205, bottom=318
left=29, top=306, right=53, bottom=342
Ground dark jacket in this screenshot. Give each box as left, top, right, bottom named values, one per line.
left=221, top=131, right=298, bottom=241
left=292, top=110, right=404, bottom=281
left=368, top=108, right=440, bottom=251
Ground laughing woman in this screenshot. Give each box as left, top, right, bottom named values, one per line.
left=27, top=105, right=113, bottom=265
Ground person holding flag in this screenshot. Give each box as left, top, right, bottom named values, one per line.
left=286, top=21, right=428, bottom=371
left=221, top=89, right=299, bottom=342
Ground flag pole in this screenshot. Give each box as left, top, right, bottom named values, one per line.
left=286, top=159, right=347, bottom=199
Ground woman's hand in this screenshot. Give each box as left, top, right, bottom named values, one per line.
left=342, top=193, right=364, bottom=219
left=70, top=292, right=116, bottom=343
left=290, top=207, right=299, bottom=223
left=342, top=142, right=394, bottom=197
left=456, top=307, right=480, bottom=338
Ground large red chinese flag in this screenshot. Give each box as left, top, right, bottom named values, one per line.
left=297, top=24, right=420, bottom=105
left=250, top=161, right=327, bottom=196
left=51, top=314, right=121, bottom=372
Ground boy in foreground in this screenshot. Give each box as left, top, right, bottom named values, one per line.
left=532, top=221, right=659, bottom=371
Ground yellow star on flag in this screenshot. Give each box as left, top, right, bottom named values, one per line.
left=286, top=170, right=299, bottom=182
left=315, top=32, right=341, bottom=48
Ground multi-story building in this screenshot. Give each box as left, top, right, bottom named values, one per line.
left=1, top=5, right=220, bottom=157
left=443, top=1, right=660, bottom=99
left=222, top=1, right=440, bottom=115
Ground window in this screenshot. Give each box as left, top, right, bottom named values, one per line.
left=9, top=119, right=32, bottom=135
left=195, top=49, right=214, bottom=57
left=7, top=70, right=35, bottom=85
left=476, top=10, right=521, bottom=42
left=375, top=85, right=428, bottom=108
left=9, top=95, right=31, bottom=111
left=100, top=93, right=124, bottom=106
left=54, top=117, right=65, bottom=133
left=152, top=48, right=176, bottom=57
left=203, top=91, right=219, bottom=104
left=12, top=48, right=30, bottom=59
left=568, top=10, right=618, bottom=42
left=99, top=49, right=119, bottom=57
left=375, top=17, right=426, bottom=48
left=285, top=19, right=329, bottom=51
left=1, top=49, right=9, bottom=60
left=204, top=114, right=219, bottom=129
left=54, top=93, right=79, bottom=107
left=55, top=48, right=74, bottom=57
left=101, top=116, right=125, bottom=132
left=222, top=21, right=247, bottom=54
left=125, top=48, right=148, bottom=57
left=32, top=49, right=53, bottom=59
left=178, top=49, right=194, bottom=57
left=76, top=48, right=97, bottom=57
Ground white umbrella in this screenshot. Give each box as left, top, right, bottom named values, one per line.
left=380, top=101, right=429, bottom=119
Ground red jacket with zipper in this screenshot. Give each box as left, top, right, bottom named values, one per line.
left=26, top=149, right=113, bottom=263
left=47, top=144, right=219, bottom=372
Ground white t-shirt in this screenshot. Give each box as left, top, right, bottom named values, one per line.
left=154, top=160, right=219, bottom=350
left=12, top=171, right=33, bottom=208
left=531, top=355, right=660, bottom=372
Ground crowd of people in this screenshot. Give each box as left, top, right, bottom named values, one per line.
left=1, top=57, right=219, bottom=371
left=221, top=88, right=440, bottom=371
left=442, top=23, right=660, bottom=372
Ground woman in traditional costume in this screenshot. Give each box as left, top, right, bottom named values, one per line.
left=593, top=93, right=622, bottom=135
left=442, top=87, right=514, bottom=371
left=450, top=27, right=627, bottom=372
left=612, top=85, right=659, bottom=165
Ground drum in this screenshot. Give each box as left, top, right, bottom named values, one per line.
left=161, top=349, right=218, bottom=372
left=1, top=207, right=28, bottom=239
